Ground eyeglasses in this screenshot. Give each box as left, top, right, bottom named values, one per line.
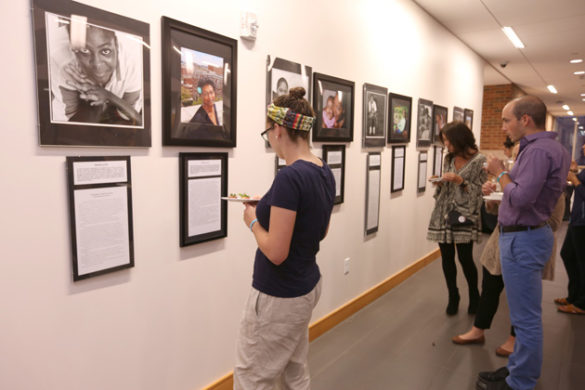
left=261, top=125, right=274, bottom=142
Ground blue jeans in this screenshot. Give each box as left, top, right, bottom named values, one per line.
left=500, top=225, right=553, bottom=390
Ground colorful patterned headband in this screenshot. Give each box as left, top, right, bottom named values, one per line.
left=267, top=104, right=315, bottom=132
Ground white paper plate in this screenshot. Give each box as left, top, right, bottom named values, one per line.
left=483, top=192, right=503, bottom=201
left=220, top=197, right=259, bottom=202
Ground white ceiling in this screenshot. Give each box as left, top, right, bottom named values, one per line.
left=412, top=0, right=585, bottom=117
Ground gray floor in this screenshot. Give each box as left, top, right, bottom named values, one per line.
left=308, top=223, right=585, bottom=389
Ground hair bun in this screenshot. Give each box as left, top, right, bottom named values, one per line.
left=289, top=87, right=306, bottom=99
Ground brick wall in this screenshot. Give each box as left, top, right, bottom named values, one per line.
left=480, top=84, right=526, bottom=150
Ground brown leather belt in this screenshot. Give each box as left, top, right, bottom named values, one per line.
left=500, top=222, right=547, bottom=233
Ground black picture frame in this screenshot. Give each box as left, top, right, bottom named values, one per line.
left=32, top=0, right=151, bottom=147
left=416, top=98, right=433, bottom=148
left=322, top=145, right=345, bottom=204
left=313, top=73, right=355, bottom=142
left=365, top=152, right=381, bottom=235
left=388, top=93, right=412, bottom=144
left=464, top=108, right=474, bottom=130
left=432, top=146, right=444, bottom=177
left=162, top=17, right=237, bottom=147
left=453, top=106, right=464, bottom=122
left=266, top=56, right=312, bottom=106
left=362, top=84, right=388, bottom=148
left=417, top=151, right=428, bottom=193
left=391, top=145, right=406, bottom=193
left=66, top=156, right=134, bottom=281
left=275, top=156, right=286, bottom=175
left=432, top=105, right=448, bottom=145
left=179, top=153, right=228, bottom=246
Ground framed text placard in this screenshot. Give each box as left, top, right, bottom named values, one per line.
left=391, top=145, right=406, bottom=193
left=179, top=153, right=228, bottom=246
left=365, top=152, right=381, bottom=235
left=322, top=145, right=345, bottom=204
left=162, top=17, right=237, bottom=147
left=32, top=0, right=151, bottom=147
left=433, top=146, right=444, bottom=177
left=275, top=156, right=286, bottom=176
left=417, top=151, right=428, bottom=193
left=66, top=156, right=134, bottom=281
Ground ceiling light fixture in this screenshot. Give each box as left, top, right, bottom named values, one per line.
left=568, top=111, right=574, bottom=116
left=574, top=71, right=585, bottom=75
left=502, top=27, right=525, bottom=49
left=562, top=104, right=571, bottom=110
left=570, top=59, right=583, bottom=64
left=547, top=85, right=558, bottom=94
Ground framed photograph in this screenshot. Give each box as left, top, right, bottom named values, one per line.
left=66, top=156, right=134, bottom=281
left=432, top=105, right=448, bottom=145
left=32, top=0, right=151, bottom=147
left=453, top=106, right=464, bottom=122
left=416, top=98, right=433, bottom=148
left=266, top=56, right=312, bottom=105
left=464, top=108, right=474, bottom=130
left=365, top=152, right=381, bottom=235
left=275, top=156, right=286, bottom=175
left=313, top=73, right=355, bottom=142
left=179, top=153, right=228, bottom=246
left=391, top=145, right=406, bottom=193
left=162, top=17, right=237, bottom=147
left=322, top=145, right=345, bottom=204
left=362, top=84, right=388, bottom=148
left=388, top=93, right=412, bottom=144
left=417, top=151, right=428, bottom=193
left=432, top=146, right=444, bottom=177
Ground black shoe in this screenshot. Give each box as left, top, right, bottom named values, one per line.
left=468, top=291, right=480, bottom=314
left=446, top=292, right=460, bottom=316
left=478, top=366, right=509, bottom=382
left=476, top=377, right=513, bottom=390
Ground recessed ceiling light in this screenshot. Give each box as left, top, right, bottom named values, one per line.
left=574, top=71, right=585, bottom=75
left=502, top=27, right=525, bottom=49
left=568, top=111, right=574, bottom=115
left=570, top=59, right=583, bottom=64
left=562, top=104, right=570, bottom=110
left=573, top=118, right=578, bottom=122
left=547, top=85, right=558, bottom=94
left=581, top=93, right=585, bottom=96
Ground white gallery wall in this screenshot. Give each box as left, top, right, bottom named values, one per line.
left=0, top=0, right=484, bottom=389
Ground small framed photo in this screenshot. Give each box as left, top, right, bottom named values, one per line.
left=391, top=145, right=406, bottom=193
left=362, top=84, right=388, bottom=148
left=464, top=108, right=474, bottom=130
left=32, top=0, right=151, bottom=147
left=453, top=106, right=464, bottom=122
left=162, top=17, right=237, bottom=147
left=365, top=152, right=381, bottom=235
left=266, top=56, right=312, bottom=105
left=388, top=93, right=412, bottom=144
left=432, top=146, right=444, bottom=177
left=417, top=151, right=428, bottom=193
left=66, top=156, right=134, bottom=281
left=416, top=98, right=433, bottom=148
left=179, top=153, right=228, bottom=246
left=322, top=145, right=345, bottom=204
left=432, top=105, right=448, bottom=145
left=313, top=73, right=355, bottom=143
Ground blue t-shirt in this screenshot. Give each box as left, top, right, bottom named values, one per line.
left=252, top=159, right=336, bottom=298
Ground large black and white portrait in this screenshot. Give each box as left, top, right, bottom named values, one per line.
left=416, top=98, right=433, bottom=148
left=32, top=0, right=151, bottom=146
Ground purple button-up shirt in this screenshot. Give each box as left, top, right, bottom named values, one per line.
left=498, top=131, right=570, bottom=227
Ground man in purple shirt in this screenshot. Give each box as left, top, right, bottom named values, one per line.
left=478, top=96, right=570, bottom=390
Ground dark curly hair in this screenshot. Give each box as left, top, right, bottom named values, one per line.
left=440, top=121, right=478, bottom=161
left=270, top=87, right=315, bottom=142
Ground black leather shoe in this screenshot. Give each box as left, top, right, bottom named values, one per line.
left=478, top=366, right=509, bottom=382
left=476, top=377, right=513, bottom=390
left=446, top=294, right=460, bottom=316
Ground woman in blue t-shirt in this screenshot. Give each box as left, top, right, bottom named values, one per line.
left=233, top=87, right=336, bottom=389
